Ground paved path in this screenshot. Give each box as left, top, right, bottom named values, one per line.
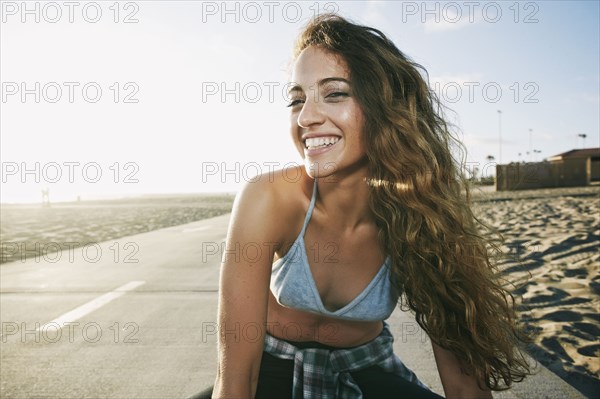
left=0, top=214, right=586, bottom=398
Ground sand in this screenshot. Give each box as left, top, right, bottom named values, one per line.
left=1, top=186, right=598, bottom=395
left=471, top=185, right=599, bottom=397
left=0, top=194, right=235, bottom=264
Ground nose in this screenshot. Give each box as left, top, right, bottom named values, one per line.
left=297, top=95, right=325, bottom=129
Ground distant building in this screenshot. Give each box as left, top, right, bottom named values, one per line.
left=496, top=147, right=600, bottom=191
left=547, top=148, right=600, bottom=182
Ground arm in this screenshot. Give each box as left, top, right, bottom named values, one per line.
left=432, top=342, right=493, bottom=399
left=212, top=179, right=283, bottom=399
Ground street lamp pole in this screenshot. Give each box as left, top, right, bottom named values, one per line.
left=497, top=110, right=502, bottom=164
left=578, top=133, right=587, bottom=148
left=529, top=128, right=533, bottom=162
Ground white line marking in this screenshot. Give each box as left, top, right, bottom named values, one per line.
left=37, top=280, right=146, bottom=331
left=182, top=225, right=211, bottom=233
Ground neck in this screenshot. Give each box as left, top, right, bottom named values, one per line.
left=315, top=166, right=374, bottom=232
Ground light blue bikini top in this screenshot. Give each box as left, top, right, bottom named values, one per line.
left=270, top=179, right=399, bottom=321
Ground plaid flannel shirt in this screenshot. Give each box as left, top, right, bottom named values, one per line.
left=263, top=323, right=430, bottom=399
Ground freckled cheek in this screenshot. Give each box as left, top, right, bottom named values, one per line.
left=336, top=108, right=353, bottom=124
left=289, top=114, right=299, bottom=136
left=336, top=106, right=365, bottom=148
left=289, top=122, right=304, bottom=153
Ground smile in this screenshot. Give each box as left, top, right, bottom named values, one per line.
left=304, top=136, right=340, bottom=150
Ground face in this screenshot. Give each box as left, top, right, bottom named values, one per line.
left=288, top=46, right=367, bottom=179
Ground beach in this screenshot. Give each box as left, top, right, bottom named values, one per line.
left=1, top=186, right=598, bottom=396
left=472, top=185, right=599, bottom=397
left=0, top=194, right=235, bottom=264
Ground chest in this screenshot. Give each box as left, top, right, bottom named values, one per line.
left=302, top=223, right=387, bottom=312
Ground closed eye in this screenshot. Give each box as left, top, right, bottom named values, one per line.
left=326, top=92, right=348, bottom=99
left=286, top=98, right=304, bottom=108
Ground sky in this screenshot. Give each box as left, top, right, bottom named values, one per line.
left=1, top=0, right=599, bottom=203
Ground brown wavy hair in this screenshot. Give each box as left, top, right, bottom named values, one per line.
left=293, top=14, right=532, bottom=390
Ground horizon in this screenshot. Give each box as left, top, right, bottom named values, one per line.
left=0, top=189, right=238, bottom=206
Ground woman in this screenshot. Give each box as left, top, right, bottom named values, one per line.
left=196, top=14, right=531, bottom=399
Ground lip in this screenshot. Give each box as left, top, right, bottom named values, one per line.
left=304, top=137, right=341, bottom=157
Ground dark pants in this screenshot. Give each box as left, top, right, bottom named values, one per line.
left=189, top=340, right=444, bottom=399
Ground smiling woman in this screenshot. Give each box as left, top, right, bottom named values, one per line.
left=287, top=46, right=368, bottom=181
left=191, top=13, right=532, bottom=399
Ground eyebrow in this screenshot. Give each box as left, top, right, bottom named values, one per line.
left=288, top=77, right=350, bottom=95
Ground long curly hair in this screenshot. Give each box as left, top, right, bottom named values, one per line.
left=293, top=14, right=532, bottom=390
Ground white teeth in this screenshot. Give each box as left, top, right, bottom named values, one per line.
left=305, top=136, right=340, bottom=150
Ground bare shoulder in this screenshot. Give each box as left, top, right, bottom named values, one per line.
left=229, top=165, right=313, bottom=252
left=214, top=167, right=313, bottom=396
